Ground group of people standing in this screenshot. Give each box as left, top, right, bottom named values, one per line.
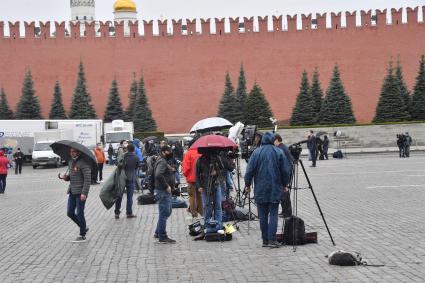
left=307, top=130, right=330, bottom=167
left=396, top=132, right=413, bottom=158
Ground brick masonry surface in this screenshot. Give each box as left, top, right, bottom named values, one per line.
left=0, top=154, right=425, bottom=282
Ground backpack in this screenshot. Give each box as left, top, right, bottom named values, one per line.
left=137, top=194, right=156, bottom=205
left=283, top=215, right=307, bottom=245
left=328, top=250, right=363, bottom=266
left=333, top=150, right=343, bottom=159
left=146, top=156, right=158, bottom=189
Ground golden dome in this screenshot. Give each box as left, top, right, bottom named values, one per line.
left=113, top=0, right=137, bottom=12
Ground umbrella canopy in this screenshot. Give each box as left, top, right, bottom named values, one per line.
left=190, top=117, right=233, bottom=134
left=50, top=140, right=97, bottom=168
left=142, top=136, right=159, bottom=143
left=189, top=135, right=237, bottom=150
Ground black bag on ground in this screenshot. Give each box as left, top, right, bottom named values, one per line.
left=188, top=221, right=203, bottom=236
left=204, top=233, right=232, bottom=242
left=328, top=250, right=362, bottom=266
left=137, top=193, right=156, bottom=205
left=283, top=216, right=307, bottom=245
left=333, top=150, right=343, bottom=159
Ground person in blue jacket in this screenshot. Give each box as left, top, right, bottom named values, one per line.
left=244, top=132, right=291, bottom=248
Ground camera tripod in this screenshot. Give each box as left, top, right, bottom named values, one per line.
left=283, top=157, right=336, bottom=251
left=230, top=155, right=257, bottom=234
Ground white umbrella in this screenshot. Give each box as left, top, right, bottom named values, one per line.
left=190, top=117, right=233, bottom=134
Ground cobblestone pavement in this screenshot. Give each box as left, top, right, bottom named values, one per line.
left=1, top=154, right=425, bottom=282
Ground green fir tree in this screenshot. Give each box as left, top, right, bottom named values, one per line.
left=394, top=59, right=411, bottom=118
left=290, top=71, right=315, bottom=126
left=373, top=62, right=410, bottom=123
left=319, top=65, right=356, bottom=124
left=69, top=61, right=97, bottom=119
left=234, top=64, right=248, bottom=123
left=15, top=70, right=43, bottom=119
left=133, top=76, right=157, bottom=131
left=49, top=81, right=67, bottom=119
left=104, top=79, right=125, bottom=122
left=125, top=76, right=138, bottom=121
left=0, top=88, right=14, bottom=119
left=217, top=72, right=238, bottom=123
left=310, top=68, right=324, bottom=123
left=245, top=82, right=274, bottom=127
left=410, top=55, right=425, bottom=120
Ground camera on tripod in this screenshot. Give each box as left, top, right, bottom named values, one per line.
left=289, top=140, right=308, bottom=161
left=240, top=125, right=261, bottom=160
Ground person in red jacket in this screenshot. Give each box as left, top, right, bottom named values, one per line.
left=182, top=148, right=203, bottom=217
left=0, top=150, right=10, bottom=194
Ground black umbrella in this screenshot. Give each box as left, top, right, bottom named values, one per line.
left=50, top=140, right=97, bottom=168
left=142, top=136, right=159, bottom=143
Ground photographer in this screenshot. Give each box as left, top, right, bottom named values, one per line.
left=244, top=132, right=291, bottom=248
left=195, top=150, right=226, bottom=233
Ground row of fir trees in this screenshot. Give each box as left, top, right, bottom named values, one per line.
left=290, top=65, right=356, bottom=126
left=217, top=65, right=274, bottom=128
left=0, top=62, right=157, bottom=132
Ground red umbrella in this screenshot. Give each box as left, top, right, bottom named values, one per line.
left=190, top=135, right=237, bottom=150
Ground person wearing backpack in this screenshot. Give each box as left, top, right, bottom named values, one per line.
left=114, top=143, right=140, bottom=219
left=154, top=146, right=176, bottom=243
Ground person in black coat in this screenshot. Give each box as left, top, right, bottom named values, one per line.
left=323, top=135, right=329, bottom=160
left=13, top=148, right=25, bottom=174
left=307, top=130, right=317, bottom=167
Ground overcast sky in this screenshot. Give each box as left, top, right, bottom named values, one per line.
left=0, top=0, right=423, bottom=22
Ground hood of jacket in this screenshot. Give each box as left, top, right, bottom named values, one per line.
left=0, top=150, right=4, bottom=157
left=261, top=132, right=275, bottom=145
left=133, top=139, right=141, bottom=149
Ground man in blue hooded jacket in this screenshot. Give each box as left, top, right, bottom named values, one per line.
left=244, top=132, right=291, bottom=248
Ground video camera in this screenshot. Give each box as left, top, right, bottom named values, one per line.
left=289, top=140, right=308, bottom=161
left=240, top=125, right=261, bottom=160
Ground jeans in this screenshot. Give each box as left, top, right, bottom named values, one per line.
left=115, top=179, right=135, bottom=215
left=0, top=174, right=6, bottom=193
left=155, top=189, right=172, bottom=240
left=108, top=155, right=114, bottom=165
left=97, top=163, right=104, bottom=181
left=257, top=202, right=279, bottom=242
left=202, top=185, right=223, bottom=230
left=67, top=193, right=87, bottom=236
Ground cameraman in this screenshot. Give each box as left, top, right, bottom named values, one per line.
left=196, top=150, right=225, bottom=233
left=244, top=132, right=291, bottom=248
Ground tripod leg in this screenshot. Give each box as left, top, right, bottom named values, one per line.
left=299, top=159, right=336, bottom=246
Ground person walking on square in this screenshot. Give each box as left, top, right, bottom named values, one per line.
left=114, top=143, right=139, bottom=219
left=0, top=150, right=10, bottom=194
left=66, top=148, right=91, bottom=242
left=13, top=148, right=24, bottom=175
left=307, top=130, right=318, bottom=167
left=244, top=132, right=291, bottom=248
left=154, top=146, right=176, bottom=243
left=107, top=144, right=114, bottom=165
left=94, top=143, right=106, bottom=182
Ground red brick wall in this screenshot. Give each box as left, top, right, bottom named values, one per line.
left=0, top=10, right=424, bottom=133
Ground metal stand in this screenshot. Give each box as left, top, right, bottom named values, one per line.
left=283, top=158, right=336, bottom=251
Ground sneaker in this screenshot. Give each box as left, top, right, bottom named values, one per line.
left=262, top=240, right=269, bottom=247
left=115, top=214, right=119, bottom=219
left=268, top=241, right=281, bottom=248
left=158, top=237, right=176, bottom=244
left=72, top=236, right=87, bottom=243
left=154, top=234, right=159, bottom=239
left=126, top=214, right=137, bottom=219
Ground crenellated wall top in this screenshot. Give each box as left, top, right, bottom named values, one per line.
left=0, top=6, right=422, bottom=40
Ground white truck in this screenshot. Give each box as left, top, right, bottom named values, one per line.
left=0, top=120, right=103, bottom=162
left=32, top=130, right=74, bottom=168
left=104, top=120, right=134, bottom=156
